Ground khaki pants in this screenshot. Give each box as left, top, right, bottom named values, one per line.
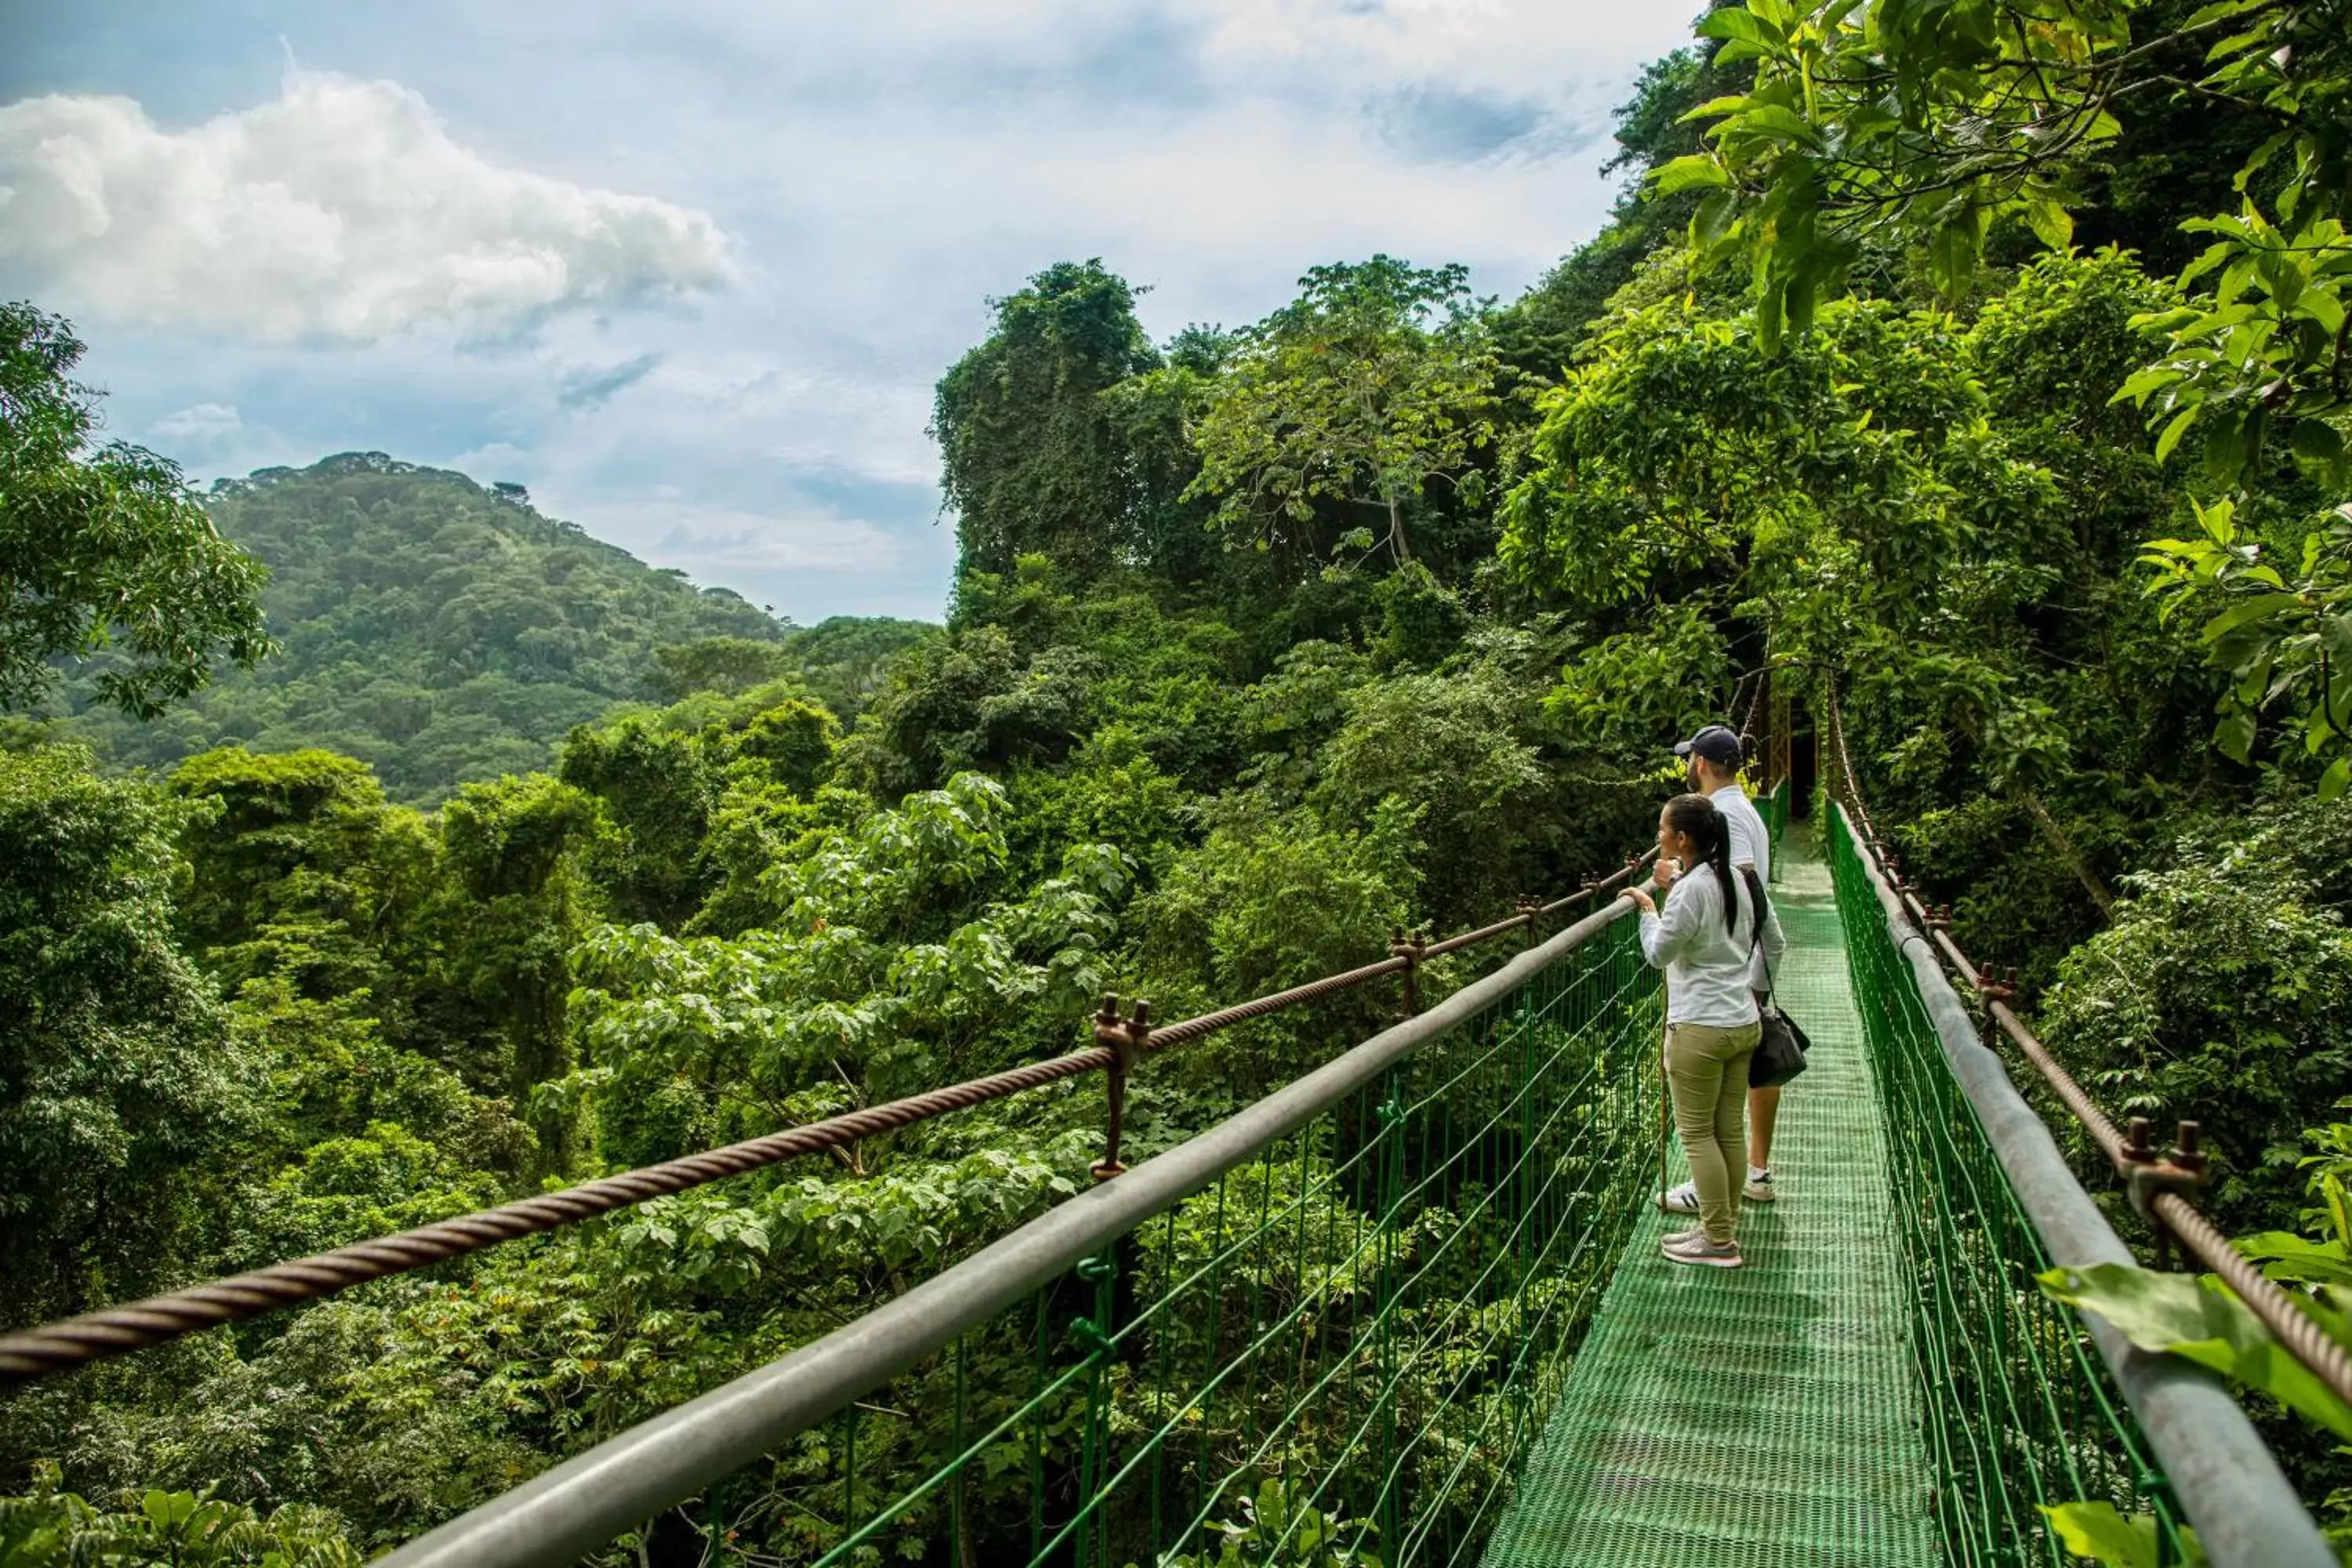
left=1666, top=1020, right=1762, bottom=1244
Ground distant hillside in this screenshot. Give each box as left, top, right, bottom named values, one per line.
left=57, top=453, right=935, bottom=801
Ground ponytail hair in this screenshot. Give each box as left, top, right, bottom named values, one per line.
left=1662, top=792, right=1740, bottom=935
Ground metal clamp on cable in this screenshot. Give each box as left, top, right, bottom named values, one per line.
left=2121, top=1119, right=2210, bottom=1264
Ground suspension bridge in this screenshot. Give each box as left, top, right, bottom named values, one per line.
left=1, top=691, right=2340, bottom=1567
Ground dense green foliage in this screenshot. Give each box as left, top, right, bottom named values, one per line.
left=7, top=0, right=2352, bottom=1556
left=1185, top=256, right=1501, bottom=571
left=1665, top=0, right=2352, bottom=790
left=0, top=303, right=271, bottom=719
left=0, top=748, right=240, bottom=1327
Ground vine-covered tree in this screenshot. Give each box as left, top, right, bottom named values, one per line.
left=931, top=260, right=1160, bottom=583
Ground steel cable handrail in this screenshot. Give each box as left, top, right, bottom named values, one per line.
left=1823, top=676, right=2352, bottom=1414
left=0, top=853, right=1653, bottom=1390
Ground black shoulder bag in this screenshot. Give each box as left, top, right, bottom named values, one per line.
left=1741, top=866, right=1810, bottom=1088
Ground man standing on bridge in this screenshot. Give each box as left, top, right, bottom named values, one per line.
left=1661, top=724, right=1781, bottom=1212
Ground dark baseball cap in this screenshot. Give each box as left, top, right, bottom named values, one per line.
left=1674, top=724, right=1743, bottom=768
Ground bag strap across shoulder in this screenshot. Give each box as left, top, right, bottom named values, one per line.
left=1739, top=866, right=1777, bottom=1000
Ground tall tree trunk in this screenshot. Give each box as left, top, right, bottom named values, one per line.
left=1951, top=703, right=2119, bottom=920
left=1388, top=494, right=1411, bottom=564
left=2013, top=785, right=2118, bottom=920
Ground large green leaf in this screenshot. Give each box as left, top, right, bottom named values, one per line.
left=2039, top=1262, right=2352, bottom=1439
left=1691, top=190, right=1740, bottom=252
left=2040, top=1502, right=2204, bottom=1568
left=1732, top=104, right=1823, bottom=147
left=1696, top=7, right=1779, bottom=47
left=2213, top=706, right=2259, bottom=764
left=2199, top=591, right=2308, bottom=647
left=2241, top=1231, right=2352, bottom=1289
left=2154, top=406, right=2199, bottom=465
left=2024, top=199, right=2075, bottom=252
left=1650, top=154, right=1731, bottom=196
left=1929, top=220, right=1980, bottom=303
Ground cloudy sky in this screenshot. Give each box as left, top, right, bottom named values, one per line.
left=2, top=1, right=1699, bottom=622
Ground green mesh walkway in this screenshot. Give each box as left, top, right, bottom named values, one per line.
left=1481, top=826, right=1937, bottom=1567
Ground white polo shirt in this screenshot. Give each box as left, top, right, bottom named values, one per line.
left=1708, top=783, right=1772, bottom=989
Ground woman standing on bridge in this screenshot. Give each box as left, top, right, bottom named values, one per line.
left=1626, top=793, right=1785, bottom=1269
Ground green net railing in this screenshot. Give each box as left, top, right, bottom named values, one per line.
left=1828, top=808, right=2187, bottom=1566
left=646, top=913, right=1663, bottom=1568
left=1758, top=777, right=1788, bottom=880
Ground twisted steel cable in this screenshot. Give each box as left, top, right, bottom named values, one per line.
left=0, top=1047, right=1113, bottom=1388
left=1544, top=855, right=1653, bottom=919
left=2156, top=1194, right=2352, bottom=1411
left=1986, top=998, right=2130, bottom=1163
left=1143, top=956, right=1410, bottom=1051
left=1422, top=916, right=1526, bottom=960
left=0, top=851, right=1648, bottom=1389
left=1735, top=665, right=1769, bottom=748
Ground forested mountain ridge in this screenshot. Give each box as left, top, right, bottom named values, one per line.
left=50, top=453, right=931, bottom=801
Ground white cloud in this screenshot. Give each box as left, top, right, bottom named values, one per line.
left=150, top=401, right=243, bottom=443
left=0, top=70, right=735, bottom=342
left=643, top=503, right=905, bottom=575
left=10, top=0, right=1700, bottom=622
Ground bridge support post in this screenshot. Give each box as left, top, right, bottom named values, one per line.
left=1090, top=996, right=1149, bottom=1181
left=1389, top=929, right=1426, bottom=1019
left=2121, top=1117, right=2212, bottom=1271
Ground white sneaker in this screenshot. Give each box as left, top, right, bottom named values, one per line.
left=1664, top=1176, right=1774, bottom=1210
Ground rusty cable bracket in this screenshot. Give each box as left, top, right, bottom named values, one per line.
left=2118, top=1117, right=2210, bottom=1269
left=1089, top=995, right=1150, bottom=1181
left=1515, top=895, right=1544, bottom=952
left=1388, top=928, right=1428, bottom=1020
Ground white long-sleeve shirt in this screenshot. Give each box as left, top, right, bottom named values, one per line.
left=1638, top=862, right=1787, bottom=1028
